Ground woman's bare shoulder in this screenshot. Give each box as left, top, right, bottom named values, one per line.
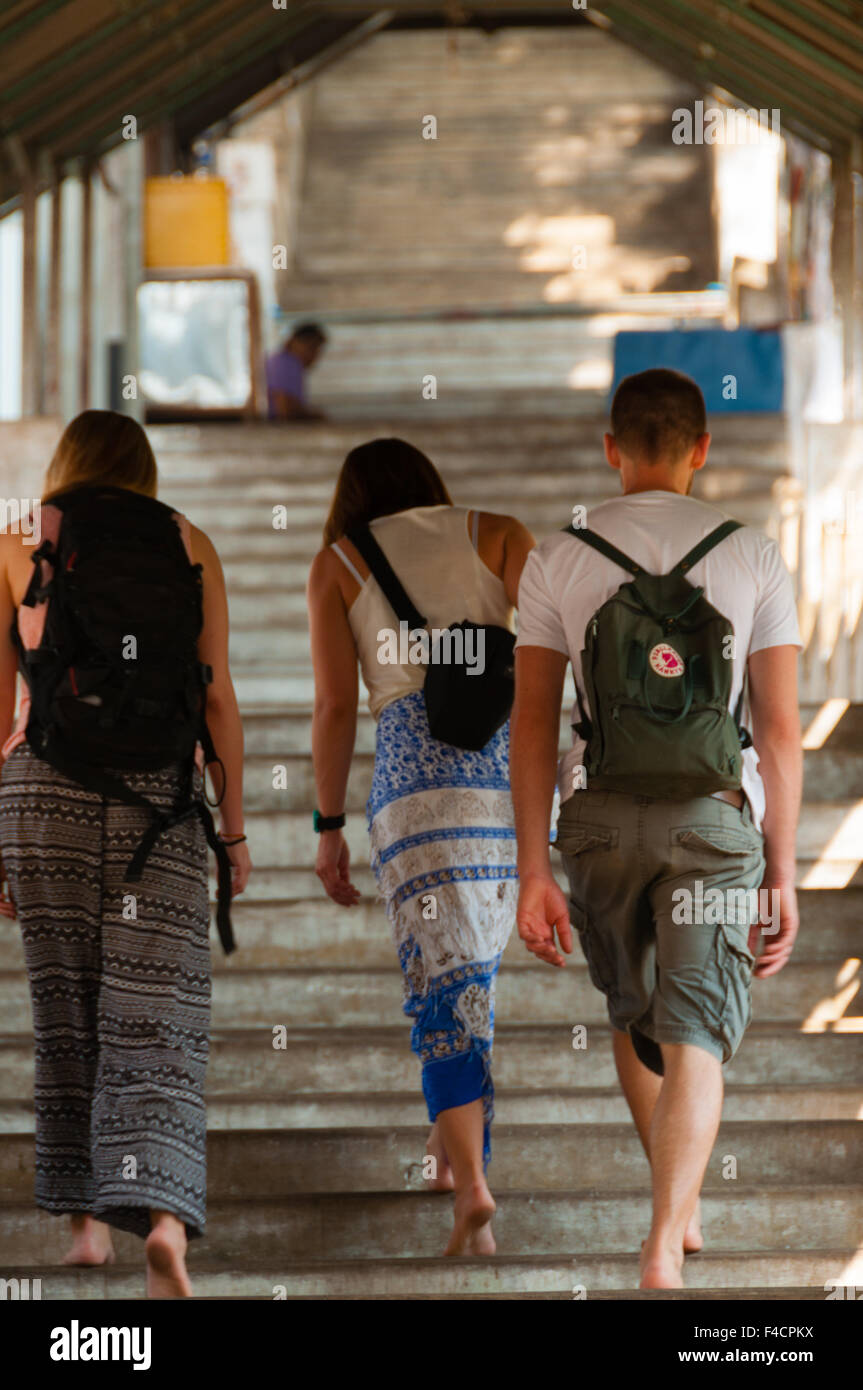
left=187, top=521, right=220, bottom=566
left=477, top=511, right=535, bottom=546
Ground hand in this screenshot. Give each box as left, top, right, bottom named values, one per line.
left=749, top=875, right=798, bottom=977
left=222, top=839, right=252, bottom=897
left=0, top=853, right=16, bottom=920
left=316, top=830, right=360, bottom=907
left=517, top=870, right=572, bottom=967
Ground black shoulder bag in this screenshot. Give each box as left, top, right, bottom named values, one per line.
left=346, top=525, right=515, bottom=752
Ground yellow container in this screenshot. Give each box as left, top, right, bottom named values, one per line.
left=144, top=177, right=229, bottom=268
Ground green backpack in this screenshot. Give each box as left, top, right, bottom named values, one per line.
left=565, top=519, right=751, bottom=798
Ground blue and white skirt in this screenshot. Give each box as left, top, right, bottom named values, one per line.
left=367, top=690, right=518, bottom=1167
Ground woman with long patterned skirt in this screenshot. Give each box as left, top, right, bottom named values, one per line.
left=0, top=411, right=251, bottom=1297
left=307, top=438, right=533, bottom=1255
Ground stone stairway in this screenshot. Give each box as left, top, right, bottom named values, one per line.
left=1, top=415, right=860, bottom=1299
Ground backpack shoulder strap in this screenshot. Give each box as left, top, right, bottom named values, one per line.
left=562, top=524, right=645, bottom=577
left=672, top=520, right=742, bottom=575
left=345, top=526, right=427, bottom=628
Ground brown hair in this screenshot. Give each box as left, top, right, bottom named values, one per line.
left=43, top=410, right=158, bottom=501
left=610, top=368, right=707, bottom=464
left=322, top=437, right=453, bottom=545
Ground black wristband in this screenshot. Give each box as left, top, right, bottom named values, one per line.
left=313, top=810, right=346, bottom=832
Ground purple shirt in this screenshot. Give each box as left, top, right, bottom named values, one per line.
left=266, top=349, right=306, bottom=417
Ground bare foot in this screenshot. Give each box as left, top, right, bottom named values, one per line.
left=684, top=1200, right=703, bottom=1254
left=146, top=1215, right=192, bottom=1299
left=444, top=1179, right=496, bottom=1256
left=466, top=1219, right=497, bottom=1256
left=62, top=1215, right=115, bottom=1267
left=425, top=1121, right=455, bottom=1192
left=640, top=1236, right=684, bottom=1289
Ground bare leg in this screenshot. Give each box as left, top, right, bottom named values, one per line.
left=435, top=1099, right=496, bottom=1256
left=145, top=1211, right=192, bottom=1298
left=425, top=1120, right=455, bottom=1192
left=62, top=1214, right=115, bottom=1266
left=640, top=1042, right=723, bottom=1290
left=612, top=1030, right=703, bottom=1253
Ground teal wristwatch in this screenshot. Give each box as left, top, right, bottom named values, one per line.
left=313, top=809, right=346, bottom=832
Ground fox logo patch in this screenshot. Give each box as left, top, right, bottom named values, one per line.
left=649, top=643, right=685, bottom=678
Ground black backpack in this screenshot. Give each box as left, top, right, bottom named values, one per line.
left=346, top=524, right=515, bottom=751
left=14, top=485, right=235, bottom=952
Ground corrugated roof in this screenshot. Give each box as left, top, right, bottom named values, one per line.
left=1, top=0, right=861, bottom=208
left=588, top=0, right=863, bottom=157
left=0, top=1, right=375, bottom=203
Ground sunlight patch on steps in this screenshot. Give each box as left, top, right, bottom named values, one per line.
left=801, top=698, right=850, bottom=750
left=833, top=1249, right=863, bottom=1287
left=801, top=801, right=863, bottom=889
left=801, top=959, right=861, bottom=1033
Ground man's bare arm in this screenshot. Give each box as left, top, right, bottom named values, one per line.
left=746, top=644, right=802, bottom=976
left=511, top=646, right=567, bottom=875
left=511, top=645, right=573, bottom=966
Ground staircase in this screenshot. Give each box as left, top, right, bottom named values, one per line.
left=1, top=414, right=860, bottom=1299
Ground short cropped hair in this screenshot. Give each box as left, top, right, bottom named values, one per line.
left=610, top=368, right=707, bottom=464
left=290, top=321, right=328, bottom=345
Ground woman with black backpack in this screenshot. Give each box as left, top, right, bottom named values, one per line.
left=307, top=438, right=534, bottom=1256
left=0, top=410, right=251, bottom=1298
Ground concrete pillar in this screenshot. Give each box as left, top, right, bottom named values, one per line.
left=44, top=168, right=62, bottom=417
left=832, top=144, right=863, bottom=421
left=20, top=174, right=37, bottom=417
left=78, top=161, right=92, bottom=410
left=122, top=138, right=145, bottom=422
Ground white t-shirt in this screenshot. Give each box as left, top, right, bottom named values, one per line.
left=515, top=490, right=802, bottom=830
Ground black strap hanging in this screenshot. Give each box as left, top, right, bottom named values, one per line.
left=26, top=731, right=236, bottom=954
left=563, top=525, right=644, bottom=575
left=345, top=527, right=428, bottom=629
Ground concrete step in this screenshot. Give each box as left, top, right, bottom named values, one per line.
left=198, top=803, right=863, bottom=871
left=0, top=1186, right=859, bottom=1264
left=196, top=862, right=860, bottom=905
left=4, top=1123, right=859, bottom=1200
left=238, top=702, right=863, bottom=754
left=238, top=750, right=863, bottom=808
left=160, top=460, right=787, bottom=511
left=214, top=496, right=780, bottom=566
left=164, top=470, right=787, bottom=535
left=2, top=893, right=855, bottom=973
left=2, top=960, right=857, bottom=1032
left=149, top=415, right=787, bottom=462
left=2, top=1258, right=852, bottom=1300
left=4, top=1082, right=860, bottom=1132
left=0, top=1024, right=858, bottom=1097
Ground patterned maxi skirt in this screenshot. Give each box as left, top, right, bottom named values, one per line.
left=0, top=743, right=211, bottom=1240
left=367, top=690, right=518, bottom=1167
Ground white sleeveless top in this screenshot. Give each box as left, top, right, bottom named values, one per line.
left=331, top=504, right=514, bottom=720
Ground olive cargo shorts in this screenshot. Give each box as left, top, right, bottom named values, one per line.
left=555, top=789, right=766, bottom=1076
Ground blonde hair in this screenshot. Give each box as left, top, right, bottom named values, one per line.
left=43, top=410, right=158, bottom=501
